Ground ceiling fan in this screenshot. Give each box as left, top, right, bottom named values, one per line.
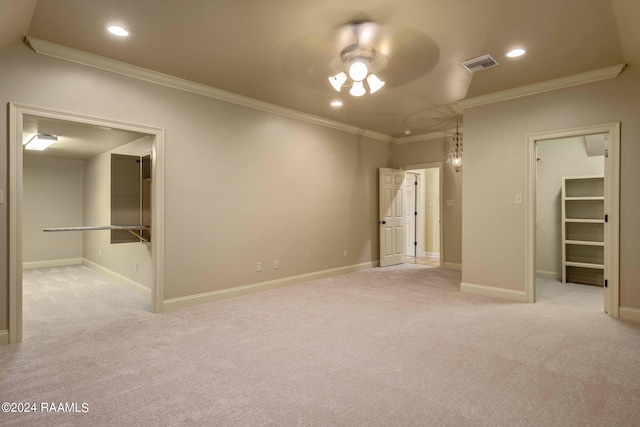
left=328, top=22, right=387, bottom=96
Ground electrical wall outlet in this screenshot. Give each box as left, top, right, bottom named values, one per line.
left=343, top=250, right=348, bottom=258
left=135, top=261, right=139, bottom=271
left=273, top=259, right=279, bottom=269
left=256, top=262, right=262, bottom=272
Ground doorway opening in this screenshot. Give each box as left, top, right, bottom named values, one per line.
left=534, top=134, right=605, bottom=309
left=525, top=123, right=620, bottom=317
left=378, top=164, right=443, bottom=268
left=8, top=104, right=166, bottom=343
left=403, top=167, right=442, bottom=268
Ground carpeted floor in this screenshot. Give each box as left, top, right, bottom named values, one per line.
left=1, top=264, right=639, bottom=426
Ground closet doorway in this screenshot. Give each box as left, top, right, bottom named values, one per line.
left=8, top=103, right=166, bottom=343
left=535, top=134, right=604, bottom=309
left=525, top=123, right=620, bottom=317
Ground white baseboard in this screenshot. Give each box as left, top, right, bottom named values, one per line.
left=619, top=307, right=640, bottom=323
left=460, top=282, right=527, bottom=302
left=536, top=270, right=561, bottom=281
left=0, top=330, right=8, bottom=346
left=83, top=258, right=151, bottom=298
left=163, top=261, right=377, bottom=311
left=424, top=252, right=440, bottom=258
left=23, top=258, right=82, bottom=270
left=443, top=262, right=462, bottom=271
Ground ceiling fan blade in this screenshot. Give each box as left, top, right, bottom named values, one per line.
left=281, top=22, right=439, bottom=91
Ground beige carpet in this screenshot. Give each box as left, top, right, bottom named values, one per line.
left=1, top=264, right=639, bottom=426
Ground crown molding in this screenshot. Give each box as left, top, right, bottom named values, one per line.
left=457, top=63, right=627, bottom=110
left=26, top=37, right=393, bottom=143
left=393, top=128, right=463, bottom=144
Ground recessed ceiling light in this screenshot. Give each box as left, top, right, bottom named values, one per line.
left=330, top=100, right=343, bottom=107
left=404, top=130, right=411, bottom=135
left=107, top=25, right=129, bottom=37
left=506, top=48, right=526, bottom=58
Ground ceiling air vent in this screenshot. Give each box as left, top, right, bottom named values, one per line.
left=460, top=54, right=499, bottom=73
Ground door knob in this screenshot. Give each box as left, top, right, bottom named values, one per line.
left=379, top=220, right=386, bottom=225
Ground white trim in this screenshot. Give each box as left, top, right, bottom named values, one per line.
left=8, top=103, right=165, bottom=344
left=163, top=261, right=377, bottom=311
left=525, top=123, right=620, bottom=317
left=394, top=128, right=462, bottom=144
left=152, top=125, right=166, bottom=314
left=404, top=171, right=425, bottom=258
left=536, top=270, right=561, bottom=281
left=26, top=37, right=392, bottom=143
left=83, top=259, right=151, bottom=298
left=444, top=262, right=462, bottom=271
left=9, top=104, right=22, bottom=344
left=424, top=252, right=440, bottom=258
left=619, top=307, right=640, bottom=323
left=23, top=258, right=83, bottom=270
left=398, top=162, right=444, bottom=269
left=458, top=64, right=626, bottom=110
left=0, top=330, right=8, bottom=346
left=460, top=282, right=527, bottom=302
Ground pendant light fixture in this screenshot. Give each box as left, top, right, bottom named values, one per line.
left=447, top=119, right=463, bottom=172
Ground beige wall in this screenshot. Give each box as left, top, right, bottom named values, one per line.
left=536, top=136, right=604, bottom=279
left=83, top=137, right=153, bottom=289
left=0, top=42, right=391, bottom=330
left=424, top=168, right=440, bottom=256
left=392, top=138, right=462, bottom=265
left=462, top=66, right=640, bottom=309
left=23, top=157, right=84, bottom=264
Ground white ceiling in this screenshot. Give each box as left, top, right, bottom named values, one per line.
left=2, top=0, right=640, bottom=139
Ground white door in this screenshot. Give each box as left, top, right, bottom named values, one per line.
left=404, top=173, right=417, bottom=257
left=379, top=168, right=406, bottom=267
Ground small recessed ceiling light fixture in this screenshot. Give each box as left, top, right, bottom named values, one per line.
left=24, top=134, right=58, bottom=151
left=107, top=25, right=129, bottom=37
left=330, top=100, right=343, bottom=107
left=404, top=130, right=411, bottom=135
left=506, top=48, right=526, bottom=58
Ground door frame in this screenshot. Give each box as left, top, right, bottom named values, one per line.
left=404, top=171, right=422, bottom=258
left=525, top=123, right=620, bottom=317
left=400, top=162, right=444, bottom=268
left=8, top=103, right=166, bottom=343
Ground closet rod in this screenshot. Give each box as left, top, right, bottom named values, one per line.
left=43, top=225, right=151, bottom=242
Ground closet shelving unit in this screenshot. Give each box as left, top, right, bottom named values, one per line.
left=561, top=175, right=605, bottom=286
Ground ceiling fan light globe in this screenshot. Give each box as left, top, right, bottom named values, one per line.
left=350, top=80, right=366, bottom=96
left=328, top=72, right=347, bottom=91
left=349, top=61, right=368, bottom=82
left=367, top=74, right=385, bottom=93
